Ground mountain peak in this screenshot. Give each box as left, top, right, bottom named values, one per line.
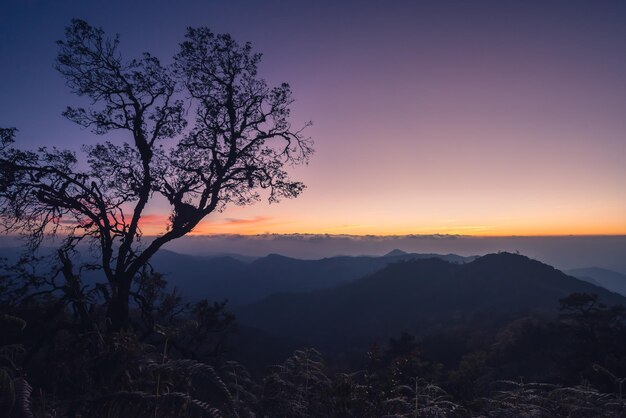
left=265, top=253, right=291, bottom=259
left=237, top=252, right=626, bottom=351
left=384, top=249, right=408, bottom=257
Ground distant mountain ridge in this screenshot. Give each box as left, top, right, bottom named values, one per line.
left=384, top=249, right=409, bottom=257
left=236, top=253, right=626, bottom=350
left=1, top=246, right=476, bottom=305
left=150, top=249, right=476, bottom=305
left=566, top=267, right=626, bottom=296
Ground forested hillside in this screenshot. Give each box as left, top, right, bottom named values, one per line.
left=3, top=251, right=626, bottom=416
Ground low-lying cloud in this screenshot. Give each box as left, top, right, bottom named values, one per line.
left=2, top=232, right=624, bottom=274
left=164, top=234, right=626, bottom=273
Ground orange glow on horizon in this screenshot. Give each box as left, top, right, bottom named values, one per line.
left=136, top=213, right=626, bottom=237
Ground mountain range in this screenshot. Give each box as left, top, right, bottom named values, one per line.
left=566, top=267, right=626, bottom=296
left=149, top=249, right=476, bottom=305
left=2, top=246, right=625, bottom=315
left=235, top=253, right=626, bottom=352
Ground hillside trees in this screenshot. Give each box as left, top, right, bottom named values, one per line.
left=0, top=19, right=312, bottom=332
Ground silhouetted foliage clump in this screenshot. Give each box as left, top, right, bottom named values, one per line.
left=0, top=18, right=312, bottom=334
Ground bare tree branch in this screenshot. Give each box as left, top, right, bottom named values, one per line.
left=0, top=20, right=312, bottom=332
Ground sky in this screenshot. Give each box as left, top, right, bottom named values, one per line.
left=1, top=0, right=626, bottom=237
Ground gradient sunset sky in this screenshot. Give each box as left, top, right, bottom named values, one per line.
left=2, top=0, right=625, bottom=236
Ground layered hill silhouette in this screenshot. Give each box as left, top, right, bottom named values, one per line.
left=149, top=249, right=475, bottom=305
left=567, top=267, right=626, bottom=296
left=236, top=253, right=626, bottom=350
left=0, top=246, right=474, bottom=305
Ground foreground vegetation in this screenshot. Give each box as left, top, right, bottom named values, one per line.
left=2, top=262, right=626, bottom=417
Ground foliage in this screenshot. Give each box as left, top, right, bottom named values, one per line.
left=221, top=361, right=259, bottom=417
left=0, top=313, right=33, bottom=418
left=261, top=348, right=330, bottom=417
left=383, top=377, right=466, bottom=417
left=2, top=284, right=626, bottom=417
left=477, top=379, right=626, bottom=417
left=0, top=18, right=312, bottom=332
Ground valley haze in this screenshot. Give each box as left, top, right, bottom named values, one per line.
left=2, top=234, right=625, bottom=273
left=161, top=233, right=626, bottom=273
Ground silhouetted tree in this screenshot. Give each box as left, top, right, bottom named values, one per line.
left=0, top=19, right=312, bottom=331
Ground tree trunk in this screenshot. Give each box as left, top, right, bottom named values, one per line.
left=107, top=279, right=131, bottom=332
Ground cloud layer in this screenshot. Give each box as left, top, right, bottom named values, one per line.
left=163, top=233, right=626, bottom=273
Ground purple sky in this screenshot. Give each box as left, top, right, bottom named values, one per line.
left=1, top=0, right=625, bottom=236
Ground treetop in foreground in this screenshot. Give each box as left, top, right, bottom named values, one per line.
left=0, top=19, right=313, bottom=331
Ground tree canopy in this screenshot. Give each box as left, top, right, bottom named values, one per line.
left=0, top=19, right=312, bottom=331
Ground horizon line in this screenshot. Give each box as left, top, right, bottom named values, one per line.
left=171, top=232, right=626, bottom=239
left=2, top=232, right=626, bottom=243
